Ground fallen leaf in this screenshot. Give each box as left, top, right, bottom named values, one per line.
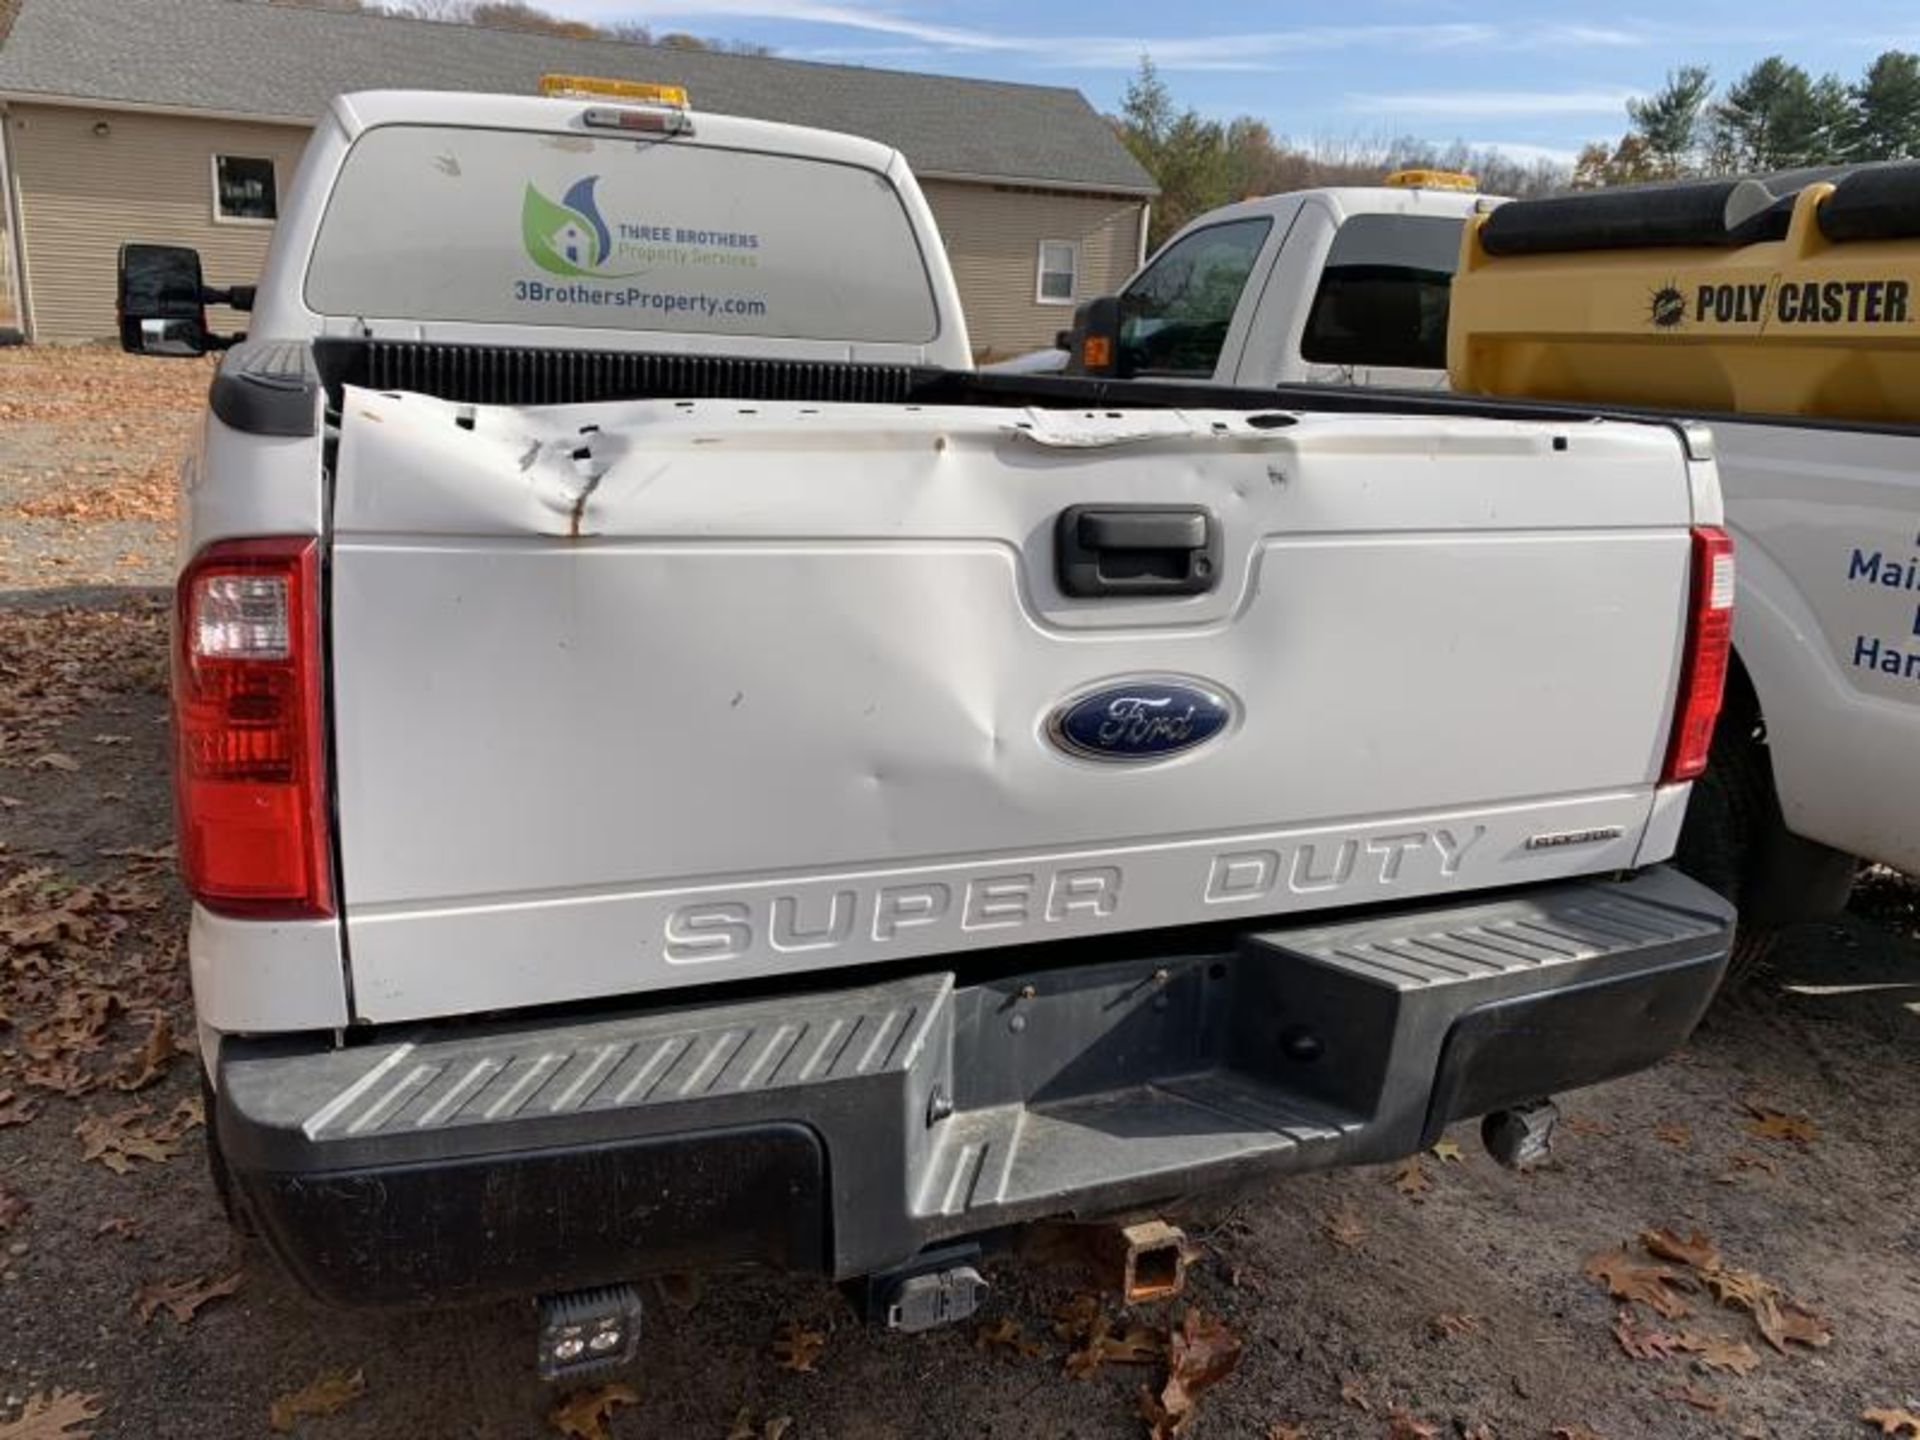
left=1752, top=1294, right=1831, bottom=1354
left=1742, top=1104, right=1816, bottom=1147
left=1863, top=1409, right=1920, bottom=1437
left=1339, top=1376, right=1371, bottom=1413
left=268, top=1369, right=366, bottom=1433
left=1391, top=1157, right=1432, bottom=1198
left=1266, top=1426, right=1309, bottom=1440
left=771, top=1320, right=826, bottom=1373
left=547, top=1384, right=638, bottom=1440
left=727, top=1414, right=792, bottom=1440
left=1323, top=1207, right=1366, bottom=1249
left=973, top=1316, right=1044, bottom=1360
left=1641, top=1226, right=1720, bottom=1272
left=0, top=1091, right=41, bottom=1129
left=111, top=1013, right=174, bottom=1092
left=1387, top=1408, right=1439, bottom=1439
left=94, top=1217, right=138, bottom=1241
left=134, top=1268, right=243, bottom=1325
left=1652, top=1122, right=1691, bottom=1149
left=1691, top=1335, right=1761, bottom=1375
left=0, top=1187, right=26, bottom=1234
left=75, top=1106, right=179, bottom=1174
left=1429, top=1137, right=1465, bottom=1163
left=27, top=753, right=79, bottom=773
left=1564, top=1113, right=1615, bottom=1138
left=1140, top=1308, right=1243, bottom=1438
left=1701, top=1265, right=1777, bottom=1313
left=1611, top=1311, right=1702, bottom=1360
left=1661, top=1383, right=1726, bottom=1415
left=1463, top=1427, right=1497, bottom=1440
left=1724, top=1151, right=1780, bottom=1178
left=1550, top=1426, right=1607, bottom=1440
left=0, top=1389, right=102, bottom=1439
left=89, top=735, right=131, bottom=746
left=1429, top=1311, right=1481, bottom=1340
left=1583, top=1247, right=1692, bottom=1319
left=762, top=1420, right=791, bottom=1440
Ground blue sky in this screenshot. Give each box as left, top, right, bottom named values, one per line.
left=541, top=0, right=1920, bottom=166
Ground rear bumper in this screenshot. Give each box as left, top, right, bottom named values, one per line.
left=217, top=866, right=1732, bottom=1307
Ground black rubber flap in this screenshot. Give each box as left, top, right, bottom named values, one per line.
left=1818, top=161, right=1920, bottom=242
left=1480, top=178, right=1779, bottom=255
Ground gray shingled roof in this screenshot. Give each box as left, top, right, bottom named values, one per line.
left=0, top=0, right=1154, bottom=193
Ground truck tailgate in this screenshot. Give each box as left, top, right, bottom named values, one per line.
left=329, top=390, right=1694, bottom=1021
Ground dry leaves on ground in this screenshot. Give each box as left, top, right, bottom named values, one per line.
left=1611, top=1311, right=1703, bottom=1361
left=74, top=1100, right=196, bottom=1174
left=0, top=1390, right=102, bottom=1440
left=1663, top=1382, right=1727, bottom=1414
left=1064, top=1312, right=1164, bottom=1380
left=1653, top=1122, right=1692, bottom=1149
left=1743, top=1103, right=1817, bottom=1147
left=110, top=1013, right=177, bottom=1092
left=770, top=1320, right=827, bottom=1373
left=0, top=1185, right=27, bottom=1234
left=1588, top=1225, right=1832, bottom=1361
left=1583, top=1247, right=1693, bottom=1320
left=1265, top=1425, right=1308, bottom=1440
left=1428, top=1312, right=1481, bottom=1340
left=1137, top=1308, right=1242, bottom=1439
left=1391, top=1158, right=1432, bottom=1198
left=1322, top=1207, right=1366, bottom=1249
left=1429, top=1137, right=1464, bottom=1163
left=973, top=1316, right=1044, bottom=1361
left=1338, top=1376, right=1371, bottom=1413
left=547, top=1384, right=638, bottom=1440
left=268, top=1369, right=367, bottom=1434
left=1550, top=1426, right=1607, bottom=1440
left=1386, top=1408, right=1440, bottom=1438
left=1864, top=1409, right=1920, bottom=1437
left=133, top=1268, right=242, bottom=1325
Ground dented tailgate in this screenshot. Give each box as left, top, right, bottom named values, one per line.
left=328, top=387, right=1696, bottom=1022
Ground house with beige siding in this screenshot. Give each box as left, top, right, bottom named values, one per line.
left=0, top=0, right=1154, bottom=357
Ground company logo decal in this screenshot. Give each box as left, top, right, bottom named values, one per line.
left=522, top=176, right=637, bottom=278
left=1048, top=679, right=1233, bottom=763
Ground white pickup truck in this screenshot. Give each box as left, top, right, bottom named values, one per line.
left=119, top=85, right=1734, bottom=1365
left=1049, top=173, right=1919, bottom=962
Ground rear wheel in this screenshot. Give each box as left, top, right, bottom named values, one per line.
left=1674, top=678, right=1856, bottom=987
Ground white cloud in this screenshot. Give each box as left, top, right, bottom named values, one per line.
left=1349, top=89, right=1639, bottom=118
left=550, top=3, right=1647, bottom=71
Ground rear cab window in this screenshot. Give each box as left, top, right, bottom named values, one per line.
left=1299, top=214, right=1462, bottom=371
left=304, top=124, right=939, bottom=343
left=1117, top=217, right=1272, bottom=376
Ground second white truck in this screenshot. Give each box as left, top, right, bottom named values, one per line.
left=1047, top=170, right=1920, bottom=958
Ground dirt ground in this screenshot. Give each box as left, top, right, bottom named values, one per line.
left=2, top=348, right=1918, bottom=1440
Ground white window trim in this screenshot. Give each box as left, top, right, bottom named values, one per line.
left=210, top=153, right=278, bottom=228
left=1035, top=238, right=1078, bottom=306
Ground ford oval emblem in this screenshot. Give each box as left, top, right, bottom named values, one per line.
left=1047, top=678, right=1234, bottom=763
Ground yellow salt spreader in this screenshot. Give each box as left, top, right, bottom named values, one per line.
left=1447, top=164, right=1920, bottom=424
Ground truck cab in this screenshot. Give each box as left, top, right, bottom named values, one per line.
left=996, top=172, right=1488, bottom=389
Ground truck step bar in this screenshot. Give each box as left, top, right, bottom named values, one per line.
left=216, top=867, right=1731, bottom=1307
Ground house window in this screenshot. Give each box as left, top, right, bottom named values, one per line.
left=1036, top=240, right=1078, bottom=304
left=213, top=155, right=277, bottom=223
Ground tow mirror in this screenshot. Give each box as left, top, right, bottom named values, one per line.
left=1065, top=294, right=1123, bottom=378
left=117, top=243, right=213, bottom=356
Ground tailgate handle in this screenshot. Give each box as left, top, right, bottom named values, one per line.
left=1057, top=505, right=1220, bottom=597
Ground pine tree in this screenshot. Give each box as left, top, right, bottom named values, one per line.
left=1627, top=66, right=1713, bottom=175
left=1847, top=50, right=1920, bottom=160
left=1713, top=58, right=1844, bottom=170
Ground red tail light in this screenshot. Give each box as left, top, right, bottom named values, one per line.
left=173, top=537, right=333, bottom=917
left=1662, top=526, right=1735, bottom=784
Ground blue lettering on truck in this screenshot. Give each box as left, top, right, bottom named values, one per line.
left=511, top=279, right=768, bottom=317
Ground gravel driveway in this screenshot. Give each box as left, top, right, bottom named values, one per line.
left=2, top=348, right=1917, bottom=1440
